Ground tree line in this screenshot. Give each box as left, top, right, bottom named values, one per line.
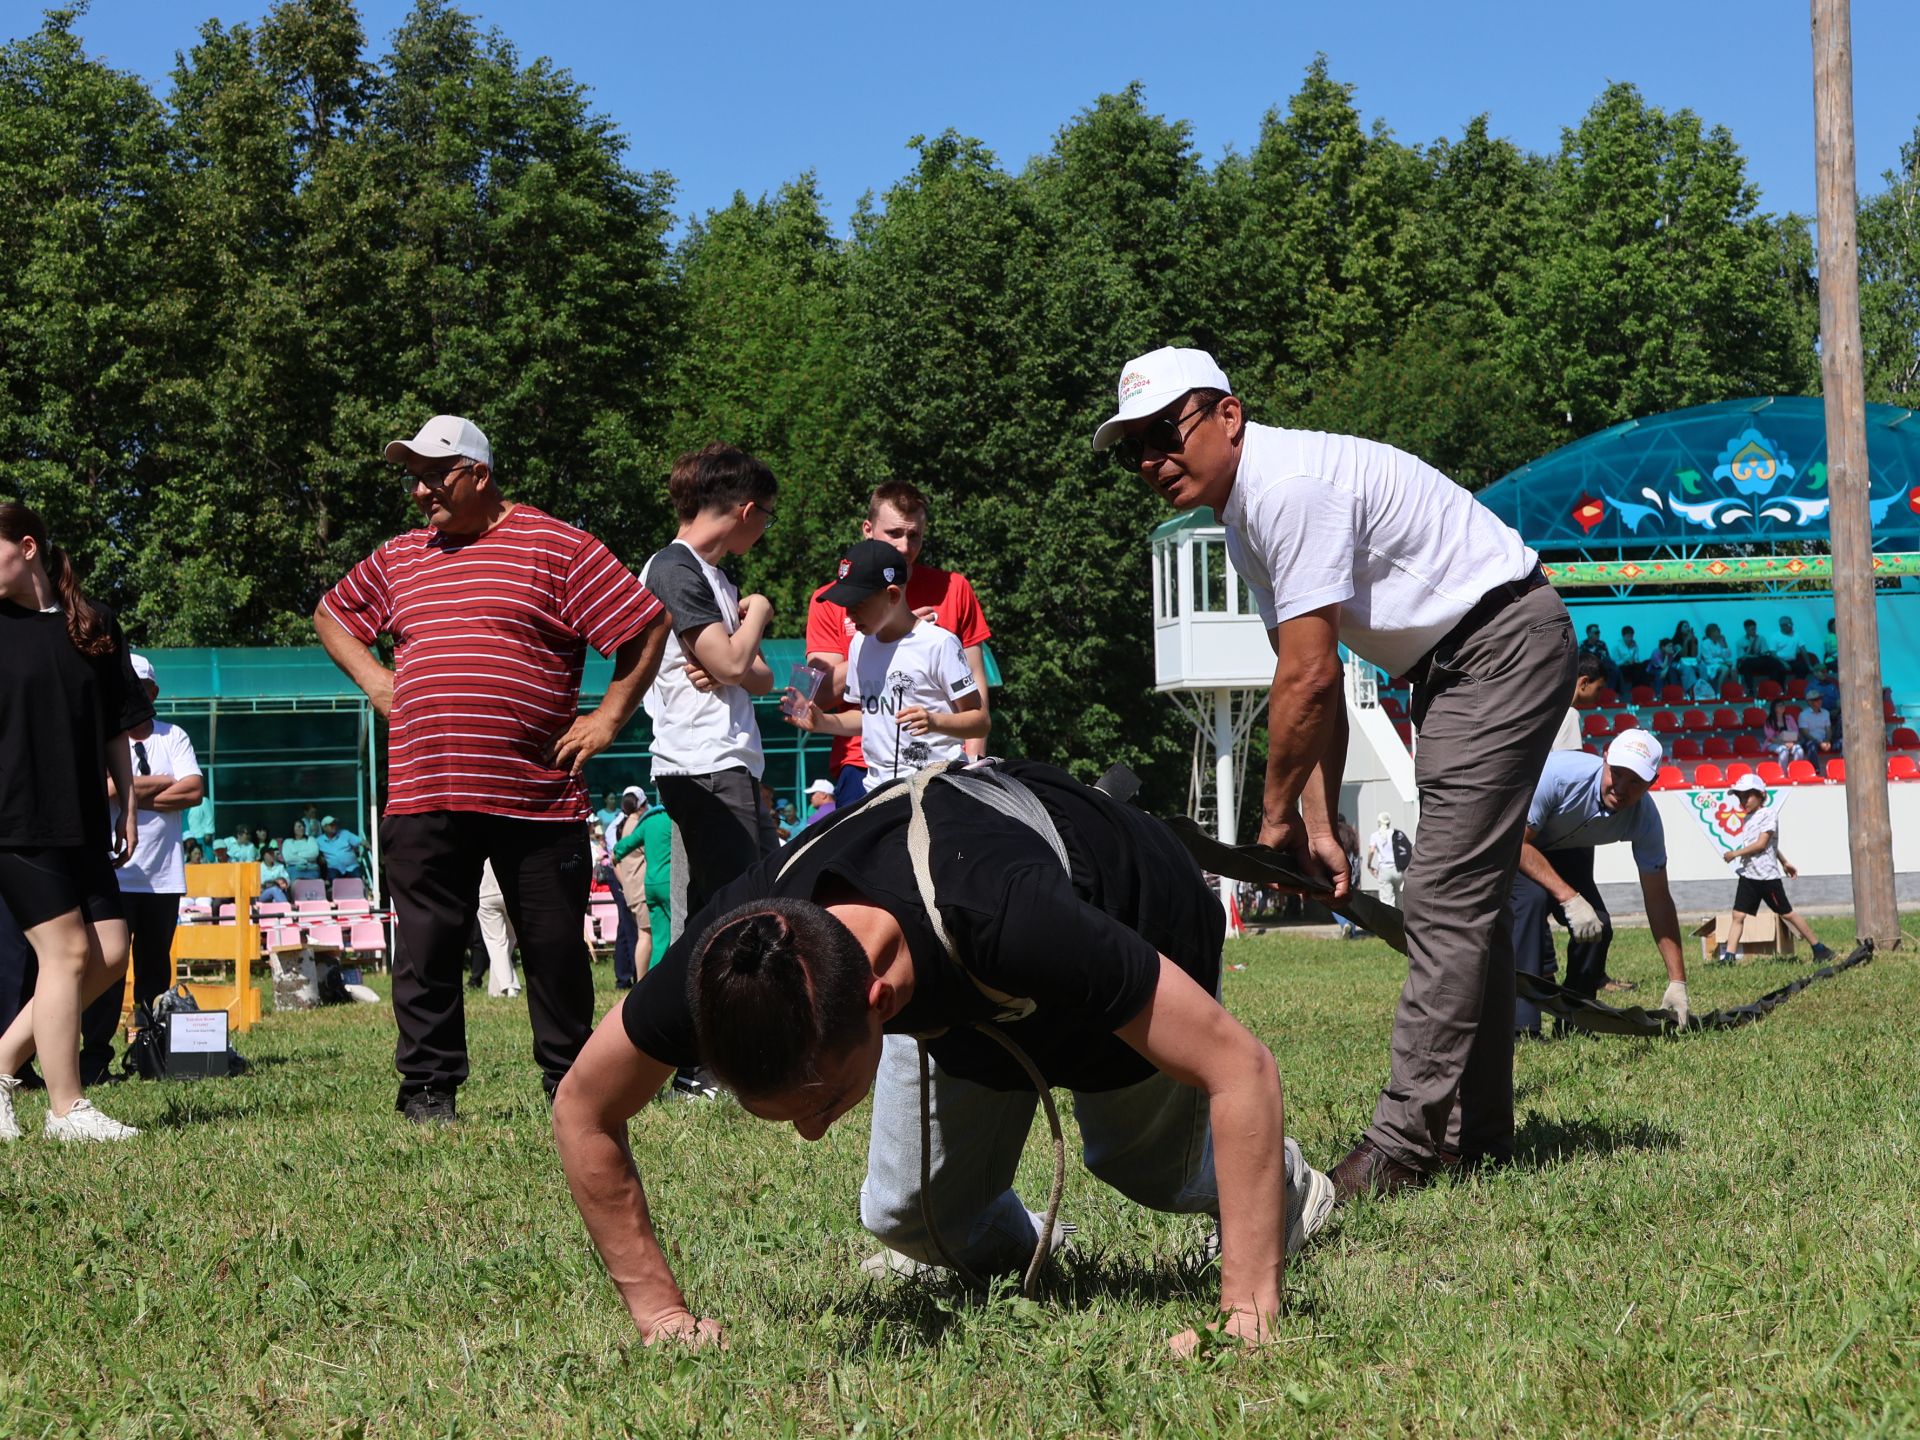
left=4, top=1, right=1918, bottom=798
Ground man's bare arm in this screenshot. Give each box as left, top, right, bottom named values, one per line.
left=314, top=606, right=393, bottom=716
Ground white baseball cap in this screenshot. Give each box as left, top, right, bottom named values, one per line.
left=1604, top=729, right=1663, bottom=782
left=130, top=653, right=156, bottom=683
left=1091, top=346, right=1233, bottom=451
left=384, top=415, right=492, bottom=469
left=1730, top=774, right=1769, bottom=796
left=806, top=778, right=835, bottom=798
left=621, top=785, right=646, bottom=802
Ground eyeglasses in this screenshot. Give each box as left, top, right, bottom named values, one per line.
left=1112, top=394, right=1225, bottom=471
left=750, top=501, right=777, bottom=525
left=402, top=459, right=476, bottom=489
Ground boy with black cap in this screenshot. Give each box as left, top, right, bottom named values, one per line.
left=786, top=540, right=987, bottom=787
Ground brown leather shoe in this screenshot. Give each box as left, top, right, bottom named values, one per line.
left=1328, top=1138, right=1430, bottom=1204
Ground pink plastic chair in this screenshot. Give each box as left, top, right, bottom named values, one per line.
left=291, top=879, right=329, bottom=903
left=347, top=919, right=387, bottom=958
left=330, top=878, right=367, bottom=902
left=304, top=922, right=345, bottom=950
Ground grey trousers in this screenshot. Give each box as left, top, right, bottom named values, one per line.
left=1367, top=581, right=1574, bottom=1166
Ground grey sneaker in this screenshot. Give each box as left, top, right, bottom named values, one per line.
left=0, top=1075, right=20, bottom=1142
left=860, top=1219, right=1076, bottom=1281
left=43, top=1097, right=139, bottom=1143
left=1284, top=1138, right=1338, bottom=1257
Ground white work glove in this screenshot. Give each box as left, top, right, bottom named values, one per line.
left=1562, top=894, right=1605, bottom=942
left=1662, top=980, right=1691, bottom=1027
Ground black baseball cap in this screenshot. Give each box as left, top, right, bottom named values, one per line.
left=821, top=539, right=909, bottom=606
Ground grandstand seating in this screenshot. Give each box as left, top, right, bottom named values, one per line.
left=1733, top=735, right=1763, bottom=758
left=1705, top=737, right=1735, bottom=760
left=1692, top=763, right=1725, bottom=787
left=1653, top=765, right=1686, bottom=790
left=1757, top=761, right=1788, bottom=785
left=1788, top=759, right=1819, bottom=784
left=291, top=879, right=328, bottom=903
left=1892, top=756, right=1920, bottom=781
left=1755, top=679, right=1783, bottom=700
left=1725, top=761, right=1754, bottom=782
left=1827, top=758, right=1848, bottom=783
left=1892, top=727, right=1920, bottom=751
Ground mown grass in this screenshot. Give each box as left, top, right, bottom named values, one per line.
left=3, top=915, right=1917, bottom=1438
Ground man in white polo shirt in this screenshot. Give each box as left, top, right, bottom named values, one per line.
left=1096, top=346, right=1575, bottom=1200
left=79, top=653, right=205, bottom=1082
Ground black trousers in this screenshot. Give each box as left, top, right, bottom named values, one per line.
left=381, top=811, right=592, bottom=1102
left=78, top=890, right=181, bottom=1080
left=1510, top=847, right=1611, bottom=1035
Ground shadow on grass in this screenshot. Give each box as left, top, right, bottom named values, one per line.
left=1508, top=1112, right=1681, bottom=1170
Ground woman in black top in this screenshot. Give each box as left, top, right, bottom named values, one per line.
left=552, top=761, right=1335, bottom=1359
left=0, top=503, right=151, bottom=1143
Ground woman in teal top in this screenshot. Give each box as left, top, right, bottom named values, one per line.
left=257, top=845, right=291, bottom=903
left=281, top=820, right=322, bottom=880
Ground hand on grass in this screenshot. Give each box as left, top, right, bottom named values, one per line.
left=1662, top=980, right=1691, bottom=1027
left=1562, top=894, right=1605, bottom=942
left=1169, top=1306, right=1274, bottom=1359
left=641, top=1308, right=728, bottom=1350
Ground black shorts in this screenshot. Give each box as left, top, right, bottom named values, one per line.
left=0, top=845, right=124, bottom=931
left=1734, top=875, right=1793, bottom=917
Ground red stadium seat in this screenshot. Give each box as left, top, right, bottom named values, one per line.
left=1784, top=703, right=1802, bottom=723
left=1755, top=680, right=1783, bottom=701
left=1787, top=759, right=1819, bottom=784
left=1582, top=742, right=1600, bottom=755
left=1583, top=713, right=1612, bottom=738
left=1786, top=678, right=1808, bottom=700
left=1661, top=684, right=1687, bottom=705
left=1757, top=760, right=1788, bottom=785
left=1705, top=737, right=1735, bottom=760
left=1653, top=765, right=1686, bottom=790
left=1612, top=713, right=1638, bottom=736
left=1652, top=710, right=1681, bottom=733
left=1826, top=758, right=1847, bottom=783
left=1742, top=707, right=1769, bottom=729
left=1691, top=763, right=1725, bottom=787
left=1596, top=688, right=1620, bottom=708
left=1630, top=685, right=1655, bottom=706
left=1683, top=708, right=1712, bottom=733
left=1891, top=756, right=1920, bottom=781
left=1713, top=708, right=1743, bottom=730
left=1891, top=727, right=1920, bottom=751
left=1725, top=761, right=1754, bottom=782
left=1673, top=738, right=1703, bottom=761
left=1733, top=735, right=1763, bottom=758
left=1721, top=681, right=1748, bottom=703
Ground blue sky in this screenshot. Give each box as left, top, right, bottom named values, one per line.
left=25, top=0, right=1920, bottom=233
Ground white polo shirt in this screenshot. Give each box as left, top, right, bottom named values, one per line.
left=118, top=720, right=202, bottom=895
left=1221, top=423, right=1537, bottom=678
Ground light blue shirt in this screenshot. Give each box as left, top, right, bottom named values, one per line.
left=316, top=828, right=364, bottom=871
left=1526, top=751, right=1667, bottom=872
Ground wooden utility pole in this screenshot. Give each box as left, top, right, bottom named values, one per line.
left=1811, top=0, right=1901, bottom=947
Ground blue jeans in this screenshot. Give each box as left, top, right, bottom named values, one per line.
left=1509, top=847, right=1611, bottom=1034
left=832, top=765, right=867, bottom=811
left=604, top=872, right=638, bottom=986
left=858, top=1034, right=1229, bottom=1272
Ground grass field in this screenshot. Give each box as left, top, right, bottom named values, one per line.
left=3, top=916, right=1918, bottom=1438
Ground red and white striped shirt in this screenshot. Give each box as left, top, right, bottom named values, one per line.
left=322, top=505, right=661, bottom=820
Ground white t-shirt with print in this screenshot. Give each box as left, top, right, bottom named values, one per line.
left=1732, top=805, right=1785, bottom=881
left=119, top=720, right=203, bottom=895
left=845, top=620, right=978, bottom=791
left=1222, top=422, right=1537, bottom=678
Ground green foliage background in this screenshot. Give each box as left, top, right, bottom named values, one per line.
left=4, top=2, right=1917, bottom=799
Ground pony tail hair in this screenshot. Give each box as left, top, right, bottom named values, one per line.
left=46, top=542, right=113, bottom=658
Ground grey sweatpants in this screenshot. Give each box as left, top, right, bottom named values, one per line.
left=1366, top=581, right=1574, bottom=1166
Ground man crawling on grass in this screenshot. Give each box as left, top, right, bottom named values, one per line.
left=552, top=759, right=1334, bottom=1357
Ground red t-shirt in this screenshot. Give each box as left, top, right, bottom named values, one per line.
left=322, top=505, right=662, bottom=820
left=805, top=563, right=991, bottom=773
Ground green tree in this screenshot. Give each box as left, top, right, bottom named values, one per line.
left=1860, top=119, right=1920, bottom=407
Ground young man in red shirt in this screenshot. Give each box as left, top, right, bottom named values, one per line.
left=316, top=415, right=668, bottom=1124
left=804, top=482, right=992, bottom=806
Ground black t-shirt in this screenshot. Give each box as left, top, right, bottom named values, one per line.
left=621, top=761, right=1225, bottom=1092
left=0, top=599, right=151, bottom=849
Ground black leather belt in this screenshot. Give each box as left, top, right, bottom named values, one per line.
left=1403, top=566, right=1549, bottom=688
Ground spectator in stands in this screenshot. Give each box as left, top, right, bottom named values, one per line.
left=759, top=782, right=791, bottom=844
left=1670, top=621, right=1701, bottom=692
left=183, top=839, right=205, bottom=865
left=299, top=803, right=323, bottom=834
left=315, top=816, right=366, bottom=882
left=281, top=820, right=321, bottom=880
left=1810, top=663, right=1840, bottom=711
left=183, top=796, right=216, bottom=851
left=77, top=652, right=205, bottom=1085
left=1798, top=690, right=1838, bottom=772
left=222, top=828, right=259, bottom=864
left=1822, top=618, right=1839, bottom=672
left=1763, top=698, right=1802, bottom=769
left=1579, top=625, right=1621, bottom=692
left=1365, top=811, right=1403, bottom=909
left=1771, top=617, right=1811, bottom=679
left=1737, top=617, right=1784, bottom=686
left=1551, top=654, right=1608, bottom=751
left=1715, top=776, right=1835, bottom=964
left=607, top=787, right=652, bottom=984
left=798, top=778, right=836, bottom=830
left=1646, top=636, right=1678, bottom=691
left=1616, top=626, right=1650, bottom=687
left=596, top=791, right=622, bottom=838
left=806, top=481, right=993, bottom=809
left=1698, top=623, right=1734, bottom=696
left=257, top=845, right=291, bottom=903
left=316, top=413, right=668, bottom=1122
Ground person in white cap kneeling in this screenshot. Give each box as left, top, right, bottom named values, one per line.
left=1508, top=729, right=1691, bottom=1036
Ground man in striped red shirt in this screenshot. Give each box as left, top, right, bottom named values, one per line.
left=315, top=415, right=668, bottom=1124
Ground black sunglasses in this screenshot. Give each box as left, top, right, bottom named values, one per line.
left=1112, top=394, right=1225, bottom=471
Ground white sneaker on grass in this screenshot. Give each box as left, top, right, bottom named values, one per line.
left=0, top=1075, right=20, bottom=1142
left=1201, top=1138, right=1338, bottom=1265
left=44, top=1097, right=139, bottom=1143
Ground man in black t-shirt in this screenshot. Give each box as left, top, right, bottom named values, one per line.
left=553, top=761, right=1334, bottom=1359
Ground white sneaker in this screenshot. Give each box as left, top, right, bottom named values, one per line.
left=859, top=1219, right=1075, bottom=1281
left=44, top=1097, right=140, bottom=1143
left=1201, top=1140, right=1338, bottom=1265
left=0, top=1075, right=20, bottom=1142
